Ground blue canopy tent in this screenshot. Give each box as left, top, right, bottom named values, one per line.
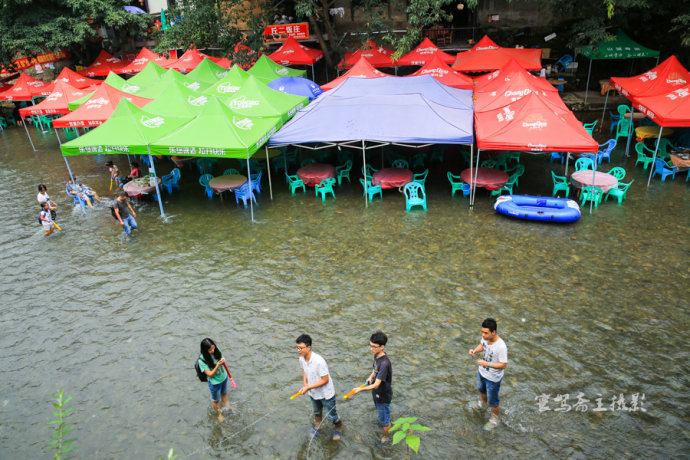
left=267, top=76, right=324, bottom=101
left=268, top=75, right=474, bottom=205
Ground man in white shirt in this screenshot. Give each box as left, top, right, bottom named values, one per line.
left=469, top=318, right=508, bottom=431
left=296, top=334, right=343, bottom=440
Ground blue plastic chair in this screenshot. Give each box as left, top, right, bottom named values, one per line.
left=391, top=159, right=409, bottom=169
left=652, top=158, right=677, bottom=182
left=335, top=160, right=352, bottom=185
left=199, top=173, right=214, bottom=198
left=555, top=54, right=573, bottom=72
left=197, top=158, right=213, bottom=175
left=575, top=157, right=595, bottom=171
left=609, top=111, right=620, bottom=133
left=549, top=152, right=565, bottom=164
left=404, top=182, right=427, bottom=212
left=315, top=178, right=336, bottom=201
left=65, top=183, right=86, bottom=206
left=250, top=170, right=262, bottom=195
left=234, top=182, right=257, bottom=208
left=413, top=169, right=428, bottom=186
left=161, top=167, right=181, bottom=194
left=360, top=178, right=382, bottom=201
left=285, top=172, right=305, bottom=195
left=597, top=139, right=617, bottom=164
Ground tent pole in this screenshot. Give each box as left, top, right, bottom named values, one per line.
left=600, top=89, right=609, bottom=127
left=265, top=145, right=273, bottom=200
left=246, top=157, right=254, bottom=222
left=564, top=152, right=570, bottom=177
left=59, top=144, right=87, bottom=216
left=22, top=118, right=37, bottom=152
left=589, top=151, right=597, bottom=215
left=311, top=64, right=315, bottom=81
left=362, top=139, right=368, bottom=208
left=584, top=58, right=592, bottom=105
left=468, top=144, right=474, bottom=209
left=646, top=127, right=664, bottom=187
left=147, top=150, right=166, bottom=219
left=471, top=148, right=481, bottom=208
left=624, top=107, right=635, bottom=156
left=283, top=147, right=288, bottom=179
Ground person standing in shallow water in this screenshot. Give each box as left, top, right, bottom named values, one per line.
left=469, top=317, right=508, bottom=431
left=198, top=338, right=229, bottom=422
left=295, top=334, right=343, bottom=441
left=351, top=331, right=393, bottom=442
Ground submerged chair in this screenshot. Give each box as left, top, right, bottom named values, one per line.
left=551, top=171, right=570, bottom=197
left=285, top=172, right=305, bottom=195
left=505, top=163, right=525, bottom=186
left=609, top=166, right=626, bottom=181
left=430, top=144, right=446, bottom=163
left=597, top=139, right=617, bottom=164
left=413, top=169, right=429, bottom=186
left=300, top=158, right=317, bottom=167
left=250, top=170, right=262, bottom=195
left=362, top=164, right=378, bottom=181
left=234, top=182, right=256, bottom=208
left=199, top=173, right=214, bottom=198
left=580, top=186, right=604, bottom=208
left=605, top=180, right=634, bottom=204
left=337, top=149, right=354, bottom=164
left=447, top=172, right=469, bottom=197
left=575, top=157, right=595, bottom=171
left=635, top=142, right=656, bottom=170
left=615, top=105, right=633, bottom=142
left=335, top=160, right=352, bottom=185
left=411, top=153, right=426, bottom=170
left=359, top=178, right=382, bottom=201
left=609, top=111, right=621, bottom=133
left=490, top=173, right=519, bottom=197
left=549, top=152, right=565, bottom=164
left=652, top=158, right=677, bottom=182
left=315, top=178, right=336, bottom=201
left=583, top=120, right=598, bottom=135
left=403, top=182, right=427, bottom=212
left=391, top=159, right=409, bottom=169
left=480, top=159, right=497, bottom=168
left=161, top=168, right=181, bottom=194
left=658, top=138, right=678, bottom=159
left=197, top=157, right=213, bottom=175
left=223, top=168, right=240, bottom=176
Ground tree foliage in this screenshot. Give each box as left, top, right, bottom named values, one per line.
left=0, top=0, right=147, bottom=70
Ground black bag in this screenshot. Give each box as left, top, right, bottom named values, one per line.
left=195, top=357, right=208, bottom=382
left=109, top=205, right=118, bottom=220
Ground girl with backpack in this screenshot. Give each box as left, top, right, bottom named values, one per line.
left=198, top=338, right=229, bottom=422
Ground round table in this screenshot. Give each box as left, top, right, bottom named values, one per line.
left=635, top=126, right=674, bottom=139
left=669, top=152, right=690, bottom=168
left=209, top=174, right=247, bottom=192
left=460, top=167, right=508, bottom=190
left=171, top=156, right=196, bottom=168
left=570, top=170, right=618, bottom=193
left=251, top=148, right=282, bottom=160
left=624, top=112, right=645, bottom=120
left=123, top=177, right=162, bottom=197
left=297, top=164, right=335, bottom=186
left=372, top=168, right=413, bottom=189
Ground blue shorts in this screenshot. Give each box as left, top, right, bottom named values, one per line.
left=208, top=377, right=228, bottom=402
left=374, top=402, right=391, bottom=426
left=310, top=396, right=340, bottom=424
left=477, top=372, right=501, bottom=407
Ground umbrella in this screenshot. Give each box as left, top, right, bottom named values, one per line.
left=124, top=6, right=147, bottom=14
left=267, top=77, right=323, bottom=101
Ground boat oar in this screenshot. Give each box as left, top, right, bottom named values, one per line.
left=222, top=362, right=236, bottom=388
left=343, top=383, right=366, bottom=399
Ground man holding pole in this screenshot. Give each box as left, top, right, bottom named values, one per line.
left=295, top=334, right=343, bottom=441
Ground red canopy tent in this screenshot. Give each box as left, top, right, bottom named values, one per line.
left=80, top=50, right=126, bottom=77
left=452, top=36, right=541, bottom=73
left=408, top=53, right=473, bottom=89
left=633, top=85, right=690, bottom=127
left=269, top=37, right=324, bottom=65
left=322, top=56, right=388, bottom=91
left=0, top=73, right=49, bottom=101
left=396, top=38, right=456, bottom=66
left=52, top=84, right=151, bottom=128
left=338, top=40, right=395, bottom=70
left=167, top=47, right=210, bottom=72
left=18, top=81, right=94, bottom=117
left=474, top=58, right=551, bottom=92
left=610, top=55, right=690, bottom=98
left=474, top=69, right=564, bottom=113
left=52, top=67, right=101, bottom=89
left=113, top=48, right=174, bottom=74
left=213, top=57, right=233, bottom=69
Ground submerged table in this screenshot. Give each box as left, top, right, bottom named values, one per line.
left=570, top=170, right=618, bottom=193
left=635, top=126, right=674, bottom=139
left=297, top=164, right=335, bottom=186
left=669, top=152, right=690, bottom=169
left=123, top=177, right=162, bottom=197
left=460, top=167, right=508, bottom=190
left=209, top=174, right=247, bottom=193
left=372, top=168, right=413, bottom=189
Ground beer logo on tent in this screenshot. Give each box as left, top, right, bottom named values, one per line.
left=417, top=47, right=437, bottom=55
left=187, top=95, right=208, bottom=106
left=27, top=81, right=45, bottom=87
left=133, top=57, right=150, bottom=66
left=122, top=83, right=141, bottom=93
left=85, top=97, right=110, bottom=109
left=283, top=49, right=295, bottom=55
left=522, top=113, right=548, bottom=129
left=496, top=106, right=515, bottom=122
left=421, top=68, right=448, bottom=77
left=233, top=116, right=254, bottom=130
left=184, top=81, right=201, bottom=91
left=216, top=71, right=228, bottom=78
left=216, top=82, right=240, bottom=94
left=47, top=92, right=63, bottom=101
left=476, top=45, right=499, bottom=50
left=275, top=67, right=289, bottom=76
left=229, top=96, right=260, bottom=109
left=106, top=57, right=120, bottom=63
left=505, top=89, right=531, bottom=100
left=666, top=72, right=687, bottom=85
left=140, top=115, right=165, bottom=128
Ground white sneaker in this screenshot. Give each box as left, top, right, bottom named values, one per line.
left=469, top=400, right=487, bottom=410
left=483, top=415, right=499, bottom=431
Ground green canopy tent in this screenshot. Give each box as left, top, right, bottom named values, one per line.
left=142, top=80, right=211, bottom=117
left=203, top=65, right=250, bottom=97
left=579, top=29, right=660, bottom=103
left=184, top=58, right=229, bottom=89
left=59, top=99, right=194, bottom=218
left=138, top=69, right=207, bottom=98
left=150, top=98, right=282, bottom=221
left=127, top=61, right=167, bottom=88
left=248, top=55, right=306, bottom=83
left=221, top=75, right=308, bottom=124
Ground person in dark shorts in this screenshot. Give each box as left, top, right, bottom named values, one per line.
left=113, top=191, right=137, bottom=239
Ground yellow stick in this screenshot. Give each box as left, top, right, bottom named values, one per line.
left=343, top=383, right=366, bottom=399
left=290, top=390, right=302, bottom=400
left=52, top=222, right=62, bottom=231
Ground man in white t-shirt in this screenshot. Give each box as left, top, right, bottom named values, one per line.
left=469, top=317, right=508, bottom=431
left=295, top=334, right=343, bottom=441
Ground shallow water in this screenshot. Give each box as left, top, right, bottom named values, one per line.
left=0, top=125, right=688, bottom=459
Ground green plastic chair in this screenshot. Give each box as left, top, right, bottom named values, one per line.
left=430, top=144, right=446, bottom=162
left=634, top=143, right=655, bottom=170
left=223, top=168, right=240, bottom=176
left=362, top=164, right=378, bottom=180
left=447, top=172, right=466, bottom=196
left=580, top=186, right=604, bottom=208
left=391, top=159, right=409, bottom=169
left=658, top=138, right=677, bottom=159
left=609, top=167, right=626, bottom=181
left=403, top=182, right=426, bottom=212
left=315, top=178, right=336, bottom=201
left=494, top=153, right=509, bottom=170
left=583, top=120, right=598, bottom=135
left=507, top=151, right=521, bottom=164
left=411, top=153, right=426, bottom=170
left=413, top=169, right=428, bottom=186
left=551, top=171, right=570, bottom=197
left=480, top=159, right=497, bottom=168
left=300, top=158, right=317, bottom=167
left=490, top=173, right=518, bottom=197
left=575, top=157, right=595, bottom=171
left=505, top=163, right=525, bottom=186
left=335, top=160, right=352, bottom=185
left=615, top=105, right=632, bottom=142
left=359, top=178, right=382, bottom=201
left=285, top=173, right=305, bottom=195
left=0, top=117, right=7, bottom=129
left=605, top=180, right=633, bottom=204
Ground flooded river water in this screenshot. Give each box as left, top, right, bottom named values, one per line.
left=0, top=125, right=688, bottom=459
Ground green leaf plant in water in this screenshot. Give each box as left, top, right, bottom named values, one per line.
left=389, top=416, right=431, bottom=457
left=46, top=390, right=76, bottom=460
left=160, top=447, right=178, bottom=460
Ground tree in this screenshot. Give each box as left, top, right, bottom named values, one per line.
left=0, top=0, right=148, bottom=71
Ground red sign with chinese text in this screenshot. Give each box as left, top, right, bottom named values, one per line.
left=1, top=49, right=70, bottom=74
left=263, top=23, right=309, bottom=41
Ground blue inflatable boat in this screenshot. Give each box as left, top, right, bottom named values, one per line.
left=494, top=195, right=580, bottom=222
